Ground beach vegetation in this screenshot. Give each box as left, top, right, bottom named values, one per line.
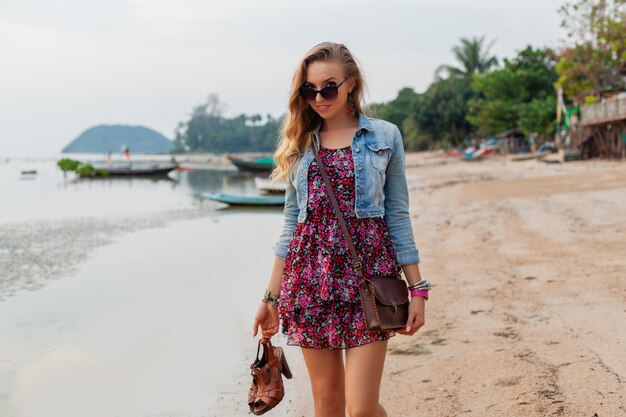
left=467, top=46, right=558, bottom=138
left=172, top=93, right=282, bottom=154
left=57, top=158, right=110, bottom=177
left=435, top=35, right=499, bottom=80
left=556, top=0, right=626, bottom=100
left=171, top=2, right=625, bottom=153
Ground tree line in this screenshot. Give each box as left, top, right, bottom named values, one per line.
left=172, top=0, right=625, bottom=154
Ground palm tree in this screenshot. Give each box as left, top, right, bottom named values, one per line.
left=436, top=35, right=499, bottom=79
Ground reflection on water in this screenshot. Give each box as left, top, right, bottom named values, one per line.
left=0, top=155, right=290, bottom=416
left=0, top=214, right=284, bottom=417
left=0, top=157, right=280, bottom=224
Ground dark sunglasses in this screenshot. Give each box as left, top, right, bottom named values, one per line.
left=298, top=78, right=348, bottom=101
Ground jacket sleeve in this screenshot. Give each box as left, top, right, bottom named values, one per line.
left=383, top=125, right=420, bottom=265
left=274, top=173, right=299, bottom=260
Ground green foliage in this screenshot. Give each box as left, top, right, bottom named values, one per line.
left=556, top=0, right=626, bottom=100
left=372, top=35, right=499, bottom=150
left=435, top=35, right=499, bottom=80
left=75, top=163, right=98, bottom=177
left=518, top=96, right=557, bottom=137
left=173, top=93, right=283, bottom=153
left=56, top=158, right=109, bottom=177
left=467, top=46, right=558, bottom=136
left=416, top=77, right=476, bottom=147
left=370, top=88, right=428, bottom=150
left=170, top=34, right=568, bottom=152
left=370, top=87, right=420, bottom=128
left=57, top=158, right=81, bottom=172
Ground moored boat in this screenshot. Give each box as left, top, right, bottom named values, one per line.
left=254, top=177, right=287, bottom=193
left=227, top=154, right=275, bottom=172
left=201, top=192, right=285, bottom=206
left=89, top=161, right=178, bottom=176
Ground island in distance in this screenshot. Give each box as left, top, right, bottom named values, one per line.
left=62, top=125, right=174, bottom=154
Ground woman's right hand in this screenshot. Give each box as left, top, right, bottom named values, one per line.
left=252, top=302, right=279, bottom=338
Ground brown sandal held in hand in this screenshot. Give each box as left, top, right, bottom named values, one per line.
left=248, top=337, right=292, bottom=415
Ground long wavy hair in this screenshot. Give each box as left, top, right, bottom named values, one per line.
left=270, top=42, right=368, bottom=183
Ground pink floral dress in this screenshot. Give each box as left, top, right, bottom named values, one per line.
left=278, top=144, right=402, bottom=349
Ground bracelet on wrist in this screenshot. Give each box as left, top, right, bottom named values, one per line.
left=410, top=289, right=429, bottom=300
left=262, top=288, right=280, bottom=308
left=408, top=279, right=431, bottom=291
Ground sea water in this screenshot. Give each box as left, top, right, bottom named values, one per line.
left=0, top=156, right=296, bottom=417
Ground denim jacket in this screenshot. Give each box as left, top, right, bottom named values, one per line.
left=274, top=113, right=420, bottom=265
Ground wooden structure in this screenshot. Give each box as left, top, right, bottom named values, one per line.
left=577, top=93, right=626, bottom=159
left=496, top=128, right=528, bottom=154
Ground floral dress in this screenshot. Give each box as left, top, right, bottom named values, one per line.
left=278, top=144, right=403, bottom=349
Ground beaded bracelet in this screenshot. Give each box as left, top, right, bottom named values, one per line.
left=262, top=289, right=280, bottom=308
left=410, top=289, right=429, bottom=300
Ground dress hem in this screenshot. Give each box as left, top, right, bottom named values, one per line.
left=282, top=331, right=395, bottom=350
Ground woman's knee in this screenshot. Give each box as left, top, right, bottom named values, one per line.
left=346, top=402, right=385, bottom=417
left=313, top=389, right=345, bottom=414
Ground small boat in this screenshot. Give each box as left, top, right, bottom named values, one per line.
left=509, top=151, right=548, bottom=162
left=89, top=161, right=178, bottom=176
left=254, top=177, right=287, bottom=193
left=227, top=154, right=275, bottom=172
left=201, top=192, right=285, bottom=206
left=462, top=147, right=495, bottom=161
left=472, top=148, right=495, bottom=159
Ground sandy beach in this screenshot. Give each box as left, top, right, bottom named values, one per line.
left=378, top=153, right=626, bottom=416
left=1, top=153, right=625, bottom=417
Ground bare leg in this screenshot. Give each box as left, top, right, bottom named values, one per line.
left=344, top=339, right=388, bottom=417
left=301, top=347, right=346, bottom=417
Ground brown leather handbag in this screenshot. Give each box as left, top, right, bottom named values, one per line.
left=312, top=140, right=409, bottom=331
left=248, top=337, right=293, bottom=415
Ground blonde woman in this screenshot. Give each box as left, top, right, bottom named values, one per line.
left=252, top=41, right=427, bottom=417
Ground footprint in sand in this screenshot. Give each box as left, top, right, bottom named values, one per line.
left=495, top=376, right=522, bottom=387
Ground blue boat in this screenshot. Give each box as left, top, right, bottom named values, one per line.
left=201, top=192, right=285, bottom=206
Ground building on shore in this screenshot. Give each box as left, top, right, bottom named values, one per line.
left=566, top=63, right=626, bottom=160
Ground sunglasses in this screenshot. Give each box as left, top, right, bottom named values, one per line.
left=298, top=78, right=348, bottom=102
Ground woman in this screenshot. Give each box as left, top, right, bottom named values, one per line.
left=252, top=41, right=427, bottom=417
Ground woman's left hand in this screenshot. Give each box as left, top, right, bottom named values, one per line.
left=396, top=296, right=425, bottom=336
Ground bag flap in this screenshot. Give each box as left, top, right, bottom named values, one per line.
left=366, top=277, right=408, bottom=306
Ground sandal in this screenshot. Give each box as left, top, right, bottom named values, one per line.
left=248, top=337, right=293, bottom=415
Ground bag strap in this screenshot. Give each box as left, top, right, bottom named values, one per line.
left=311, top=133, right=365, bottom=286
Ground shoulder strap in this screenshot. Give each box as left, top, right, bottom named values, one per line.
left=311, top=133, right=365, bottom=285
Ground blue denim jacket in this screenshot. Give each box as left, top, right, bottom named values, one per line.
left=274, top=113, right=420, bottom=265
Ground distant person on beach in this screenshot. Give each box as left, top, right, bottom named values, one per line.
left=252, top=42, right=427, bottom=417
left=529, top=133, right=538, bottom=152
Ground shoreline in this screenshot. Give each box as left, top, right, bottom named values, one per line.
left=1, top=152, right=624, bottom=416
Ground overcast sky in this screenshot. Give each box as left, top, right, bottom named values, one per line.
left=0, top=0, right=567, bottom=155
